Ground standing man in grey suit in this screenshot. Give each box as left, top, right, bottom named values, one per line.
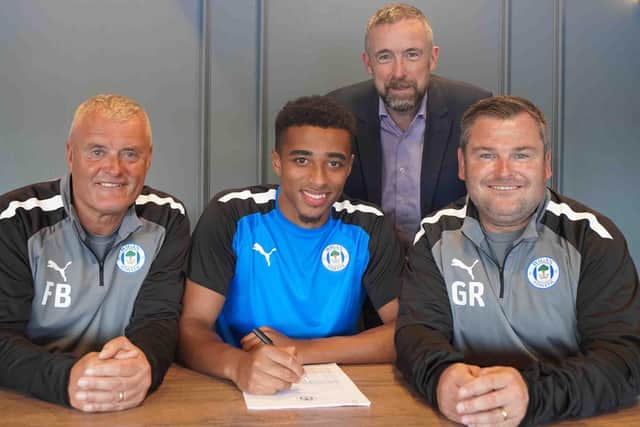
left=329, top=3, right=491, bottom=246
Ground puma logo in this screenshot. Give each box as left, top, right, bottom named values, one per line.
left=451, top=258, right=479, bottom=280
left=47, top=260, right=72, bottom=282
left=252, top=243, right=277, bottom=267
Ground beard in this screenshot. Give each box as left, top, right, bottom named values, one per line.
left=299, top=213, right=323, bottom=224
left=381, top=77, right=425, bottom=112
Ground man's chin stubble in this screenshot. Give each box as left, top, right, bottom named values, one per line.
left=299, top=214, right=323, bottom=224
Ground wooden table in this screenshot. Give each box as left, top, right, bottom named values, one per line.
left=1, top=364, right=639, bottom=426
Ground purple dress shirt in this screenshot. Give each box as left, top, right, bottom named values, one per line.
left=379, top=95, right=427, bottom=245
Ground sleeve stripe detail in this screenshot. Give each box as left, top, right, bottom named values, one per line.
left=333, top=200, right=384, bottom=216
left=413, top=205, right=468, bottom=245
left=218, top=188, right=277, bottom=204
left=0, top=195, right=63, bottom=220
left=546, top=200, right=613, bottom=239
left=135, top=194, right=186, bottom=215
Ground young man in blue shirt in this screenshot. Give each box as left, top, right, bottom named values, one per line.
left=179, top=96, right=403, bottom=394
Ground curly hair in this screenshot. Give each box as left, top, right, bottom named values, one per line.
left=274, top=95, right=356, bottom=152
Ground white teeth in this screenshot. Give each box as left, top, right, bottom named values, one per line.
left=99, top=183, right=123, bottom=188
left=492, top=186, right=517, bottom=191
left=303, top=191, right=326, bottom=200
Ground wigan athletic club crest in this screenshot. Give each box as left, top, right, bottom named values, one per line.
left=526, top=256, right=560, bottom=289
left=117, top=243, right=146, bottom=273
left=321, top=244, right=349, bottom=272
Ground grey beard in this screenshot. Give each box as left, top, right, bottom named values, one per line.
left=383, top=94, right=417, bottom=112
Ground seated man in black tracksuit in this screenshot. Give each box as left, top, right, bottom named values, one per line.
left=0, top=94, right=189, bottom=412
left=395, top=96, right=640, bottom=425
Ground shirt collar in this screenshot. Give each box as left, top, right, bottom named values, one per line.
left=462, top=189, right=552, bottom=246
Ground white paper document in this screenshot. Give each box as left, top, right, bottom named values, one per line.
left=243, top=363, right=371, bottom=410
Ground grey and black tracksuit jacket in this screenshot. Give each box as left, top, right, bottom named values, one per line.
left=396, top=189, right=640, bottom=425
left=0, top=175, right=190, bottom=405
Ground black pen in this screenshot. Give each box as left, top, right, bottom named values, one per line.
left=252, top=327, right=274, bottom=345
left=251, top=328, right=309, bottom=382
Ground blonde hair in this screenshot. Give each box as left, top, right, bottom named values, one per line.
left=365, top=3, right=434, bottom=52
left=69, top=94, right=152, bottom=142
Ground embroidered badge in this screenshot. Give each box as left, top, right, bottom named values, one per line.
left=117, top=243, right=146, bottom=273
left=526, top=256, right=560, bottom=289
left=321, top=244, right=349, bottom=272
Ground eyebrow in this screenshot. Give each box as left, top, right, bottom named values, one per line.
left=470, top=145, right=537, bottom=152
left=374, top=48, right=392, bottom=56
left=288, top=149, right=347, bottom=160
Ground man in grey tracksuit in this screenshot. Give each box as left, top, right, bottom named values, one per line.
left=395, top=96, right=640, bottom=426
left=0, top=94, right=190, bottom=411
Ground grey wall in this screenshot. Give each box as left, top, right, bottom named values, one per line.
left=2, top=0, right=639, bottom=265
left=0, top=0, right=202, bottom=219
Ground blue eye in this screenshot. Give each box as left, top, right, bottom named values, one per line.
left=375, top=53, right=392, bottom=64
left=88, top=148, right=105, bottom=159
left=121, top=150, right=140, bottom=161
left=404, top=50, right=422, bottom=60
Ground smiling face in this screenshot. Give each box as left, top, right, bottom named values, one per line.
left=272, top=125, right=353, bottom=228
left=458, top=113, right=552, bottom=234
left=362, top=18, right=438, bottom=115
left=66, top=111, right=152, bottom=235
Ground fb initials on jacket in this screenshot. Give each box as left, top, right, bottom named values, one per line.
left=41, top=259, right=73, bottom=308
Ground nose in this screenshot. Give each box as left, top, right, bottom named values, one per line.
left=494, top=157, right=514, bottom=177
left=309, top=163, right=328, bottom=187
left=102, top=153, right=124, bottom=176
left=391, top=57, right=407, bottom=78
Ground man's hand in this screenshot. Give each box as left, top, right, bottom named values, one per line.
left=436, top=363, right=481, bottom=423
left=68, top=336, right=152, bottom=412
left=456, top=366, right=529, bottom=426
left=240, top=326, right=298, bottom=353
left=230, top=344, right=304, bottom=395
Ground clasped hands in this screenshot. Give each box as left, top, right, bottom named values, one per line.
left=437, top=363, right=529, bottom=427
left=231, top=326, right=305, bottom=395
left=68, top=336, right=151, bottom=412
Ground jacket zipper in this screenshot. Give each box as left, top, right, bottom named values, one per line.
left=461, top=232, right=525, bottom=299
left=79, top=239, right=107, bottom=286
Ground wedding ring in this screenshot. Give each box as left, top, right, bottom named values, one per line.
left=501, top=408, right=508, bottom=420
left=118, top=391, right=125, bottom=402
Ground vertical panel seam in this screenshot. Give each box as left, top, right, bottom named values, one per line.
left=552, top=0, right=565, bottom=192
left=256, top=0, right=266, bottom=184
left=199, top=0, right=211, bottom=215
left=499, top=0, right=511, bottom=95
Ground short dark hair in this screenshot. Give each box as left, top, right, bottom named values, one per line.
left=274, top=95, right=356, bottom=152
left=460, top=95, right=550, bottom=153
left=365, top=3, right=434, bottom=53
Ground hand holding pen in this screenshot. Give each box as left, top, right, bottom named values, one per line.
left=250, top=327, right=310, bottom=383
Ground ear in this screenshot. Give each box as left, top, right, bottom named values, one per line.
left=362, top=51, right=373, bottom=75
left=145, top=144, right=153, bottom=171
left=429, top=46, right=440, bottom=72
left=347, top=153, right=355, bottom=176
left=271, top=149, right=282, bottom=178
left=545, top=150, right=552, bottom=181
left=457, top=148, right=466, bottom=181
left=66, top=140, right=73, bottom=171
